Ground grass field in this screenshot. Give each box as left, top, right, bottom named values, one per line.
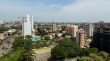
left=32, top=47, right=52, bottom=54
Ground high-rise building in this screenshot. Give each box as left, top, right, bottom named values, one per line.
left=80, top=23, right=94, bottom=36
left=66, top=24, right=78, bottom=37
left=91, top=26, right=110, bottom=53
left=76, top=29, right=85, bottom=48
left=31, top=15, right=34, bottom=30
left=22, top=14, right=34, bottom=36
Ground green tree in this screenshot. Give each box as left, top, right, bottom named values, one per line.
left=0, top=26, right=9, bottom=33
left=59, top=38, right=80, bottom=57
left=0, top=49, right=24, bottom=61
left=24, top=39, right=32, bottom=52
left=87, top=48, right=98, bottom=54
left=79, top=48, right=90, bottom=57
left=37, top=28, right=48, bottom=36
left=79, top=48, right=98, bottom=57
left=19, top=35, right=33, bottom=61
left=13, top=36, right=24, bottom=49
left=51, top=45, right=68, bottom=59
left=51, top=37, right=80, bottom=60
left=44, top=36, right=50, bottom=40
left=70, top=37, right=76, bottom=42
left=25, top=35, right=32, bottom=39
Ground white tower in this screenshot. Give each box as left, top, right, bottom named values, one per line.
left=31, top=15, right=34, bottom=30
left=22, top=14, right=34, bottom=36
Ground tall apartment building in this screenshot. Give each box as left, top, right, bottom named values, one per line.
left=80, top=23, right=94, bottom=36
left=66, top=24, right=78, bottom=37
left=22, top=14, right=34, bottom=36
left=91, top=26, right=110, bottom=53
left=76, top=29, right=85, bottom=48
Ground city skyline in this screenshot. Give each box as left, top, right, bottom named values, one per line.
left=0, top=0, right=110, bottom=22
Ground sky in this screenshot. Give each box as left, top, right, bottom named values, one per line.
left=0, top=0, right=110, bottom=22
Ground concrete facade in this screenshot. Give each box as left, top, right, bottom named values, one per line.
left=66, top=24, right=78, bottom=37
left=76, top=29, right=85, bottom=48
left=22, top=14, right=34, bottom=36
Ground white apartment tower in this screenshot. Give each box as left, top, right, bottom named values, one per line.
left=22, top=14, right=34, bottom=36
left=89, top=24, right=94, bottom=36
left=81, top=24, right=94, bottom=36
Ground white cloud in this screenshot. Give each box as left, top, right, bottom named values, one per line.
left=0, top=0, right=110, bottom=22
left=55, top=0, right=110, bottom=22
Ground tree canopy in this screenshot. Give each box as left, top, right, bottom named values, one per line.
left=51, top=37, right=80, bottom=60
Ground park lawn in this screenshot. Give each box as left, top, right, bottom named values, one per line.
left=32, top=47, right=52, bottom=54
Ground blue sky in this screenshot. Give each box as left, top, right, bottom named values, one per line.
left=0, top=0, right=110, bottom=22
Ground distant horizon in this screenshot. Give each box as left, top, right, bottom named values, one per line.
left=0, top=0, right=110, bottom=22
left=1, top=20, right=110, bottom=23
